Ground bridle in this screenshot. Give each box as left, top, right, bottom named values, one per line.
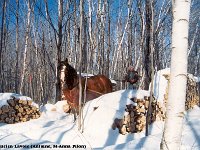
left=61, top=62, right=79, bottom=90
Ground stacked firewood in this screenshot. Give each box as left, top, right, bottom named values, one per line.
left=163, top=74, right=199, bottom=110
left=0, top=97, right=41, bottom=124
left=112, top=96, right=165, bottom=135
left=186, top=76, right=200, bottom=109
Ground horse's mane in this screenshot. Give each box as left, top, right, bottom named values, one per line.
left=61, top=58, right=113, bottom=119
left=62, top=58, right=78, bottom=90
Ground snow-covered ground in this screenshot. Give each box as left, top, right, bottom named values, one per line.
left=0, top=69, right=199, bottom=150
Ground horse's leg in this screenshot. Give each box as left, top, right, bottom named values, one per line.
left=72, top=107, right=80, bottom=123
left=72, top=108, right=77, bottom=123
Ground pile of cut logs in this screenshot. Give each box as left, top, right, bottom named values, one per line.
left=163, top=74, right=199, bottom=110
left=186, top=76, right=200, bottom=109
left=112, top=96, right=165, bottom=135
left=113, top=73, right=199, bottom=135
left=0, top=97, right=41, bottom=124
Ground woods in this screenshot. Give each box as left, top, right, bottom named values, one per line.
left=0, top=0, right=200, bottom=148
left=0, top=0, right=199, bottom=101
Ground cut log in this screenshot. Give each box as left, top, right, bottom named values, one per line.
left=27, top=100, right=33, bottom=106
left=119, top=125, right=127, bottom=135
left=7, top=99, right=16, bottom=107
left=1, top=105, right=10, bottom=113
left=15, top=105, right=19, bottom=110
left=0, top=113, right=8, bottom=120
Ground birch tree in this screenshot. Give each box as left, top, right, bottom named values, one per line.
left=160, top=0, right=191, bottom=149
left=20, top=0, right=31, bottom=94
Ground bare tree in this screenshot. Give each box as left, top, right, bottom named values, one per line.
left=0, top=0, right=6, bottom=92
left=143, top=0, right=153, bottom=90
left=44, top=0, right=63, bottom=102
left=20, top=0, right=32, bottom=94
left=146, top=0, right=155, bottom=136
left=78, top=0, right=84, bottom=131
left=55, top=0, right=64, bottom=102
left=15, top=0, right=19, bottom=93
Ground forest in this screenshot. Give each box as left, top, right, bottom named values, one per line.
left=0, top=0, right=199, bottom=103
left=0, top=0, right=200, bottom=149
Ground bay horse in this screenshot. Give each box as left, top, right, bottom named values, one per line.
left=60, top=58, right=112, bottom=119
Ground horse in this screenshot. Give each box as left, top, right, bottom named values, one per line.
left=60, top=58, right=113, bottom=119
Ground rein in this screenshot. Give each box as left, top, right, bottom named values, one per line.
left=69, top=79, right=104, bottom=96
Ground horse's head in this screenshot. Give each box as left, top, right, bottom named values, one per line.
left=61, top=58, right=78, bottom=90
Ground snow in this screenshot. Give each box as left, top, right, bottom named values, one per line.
left=41, top=101, right=68, bottom=113
left=152, top=68, right=170, bottom=104
left=0, top=68, right=200, bottom=149
left=0, top=93, right=38, bottom=108
left=194, top=77, right=200, bottom=82
left=152, top=68, right=199, bottom=104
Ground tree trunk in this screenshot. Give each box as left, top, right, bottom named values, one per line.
left=128, top=0, right=133, bottom=66
left=145, top=0, right=154, bottom=136
left=160, top=0, right=191, bottom=149
left=106, top=0, right=111, bottom=77
left=15, top=0, right=19, bottom=93
left=0, top=0, right=6, bottom=92
left=55, top=0, right=63, bottom=102
left=143, top=0, right=152, bottom=90
left=78, top=0, right=84, bottom=132
left=20, top=0, right=31, bottom=94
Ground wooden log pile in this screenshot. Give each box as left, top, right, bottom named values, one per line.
left=0, top=97, right=41, bottom=124
left=186, top=76, right=200, bottom=109
left=113, top=73, right=199, bottom=135
left=112, top=96, right=165, bottom=135
left=163, top=74, right=200, bottom=110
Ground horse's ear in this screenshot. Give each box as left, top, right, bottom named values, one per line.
left=64, top=58, right=68, bottom=64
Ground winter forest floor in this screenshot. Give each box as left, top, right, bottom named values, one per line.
left=0, top=69, right=200, bottom=150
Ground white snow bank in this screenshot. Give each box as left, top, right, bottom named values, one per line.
left=194, top=77, right=200, bottom=82
left=40, top=100, right=69, bottom=113
left=104, top=133, right=162, bottom=150
left=0, top=104, right=90, bottom=148
left=0, top=84, right=199, bottom=149
left=152, top=68, right=200, bottom=105
left=152, top=68, right=170, bottom=104
left=152, top=68, right=200, bottom=103
left=104, top=106, right=200, bottom=150
left=0, top=133, right=58, bottom=150
left=82, top=90, right=150, bottom=148
left=40, top=103, right=56, bottom=112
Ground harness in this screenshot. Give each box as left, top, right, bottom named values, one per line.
left=61, top=62, right=107, bottom=110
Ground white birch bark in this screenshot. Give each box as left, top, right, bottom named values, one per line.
left=88, top=0, right=93, bottom=46
left=161, top=0, right=191, bottom=149
left=20, top=0, right=31, bottom=94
